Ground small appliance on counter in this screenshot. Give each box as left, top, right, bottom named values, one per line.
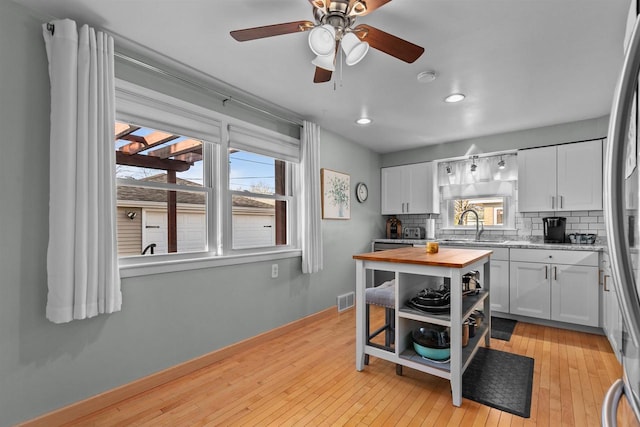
left=568, top=233, right=597, bottom=244
left=403, top=226, right=425, bottom=239
left=542, top=216, right=566, bottom=243
left=386, top=216, right=402, bottom=239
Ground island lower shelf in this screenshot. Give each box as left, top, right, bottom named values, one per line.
left=399, top=323, right=489, bottom=374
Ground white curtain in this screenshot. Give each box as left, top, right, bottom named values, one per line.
left=43, top=19, right=121, bottom=323
left=300, top=121, right=323, bottom=274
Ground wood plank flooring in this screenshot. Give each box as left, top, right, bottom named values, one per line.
left=67, top=307, right=639, bottom=426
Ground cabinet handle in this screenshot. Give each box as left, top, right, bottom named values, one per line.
left=545, top=265, right=548, bottom=279
left=554, top=266, right=557, bottom=281
left=560, top=195, right=564, bottom=209
left=604, top=275, right=610, bottom=292
left=407, top=202, right=410, bottom=212
left=599, top=269, right=603, bottom=285
left=402, top=202, right=405, bottom=213
left=551, top=196, right=555, bottom=209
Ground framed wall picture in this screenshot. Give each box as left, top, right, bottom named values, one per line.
left=321, top=168, right=351, bottom=219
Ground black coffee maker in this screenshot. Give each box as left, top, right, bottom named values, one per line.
left=543, top=217, right=567, bottom=243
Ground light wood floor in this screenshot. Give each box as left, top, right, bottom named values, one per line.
left=67, top=307, right=639, bottom=426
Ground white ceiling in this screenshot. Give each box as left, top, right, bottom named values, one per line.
left=15, top=0, right=631, bottom=153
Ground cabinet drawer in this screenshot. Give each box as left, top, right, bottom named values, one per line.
left=464, top=246, right=509, bottom=261
left=510, top=248, right=598, bottom=266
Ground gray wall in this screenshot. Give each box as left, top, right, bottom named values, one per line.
left=0, top=2, right=383, bottom=425
left=382, top=115, right=610, bottom=167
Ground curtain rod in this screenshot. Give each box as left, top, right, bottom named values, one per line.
left=45, top=23, right=303, bottom=128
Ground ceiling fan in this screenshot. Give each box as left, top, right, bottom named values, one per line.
left=230, top=0, right=425, bottom=83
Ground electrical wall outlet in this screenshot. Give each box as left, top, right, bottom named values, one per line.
left=271, top=263, right=278, bottom=278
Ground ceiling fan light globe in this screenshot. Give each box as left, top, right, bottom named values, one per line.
left=312, top=53, right=336, bottom=71
left=308, top=24, right=336, bottom=56
left=342, top=32, right=369, bottom=66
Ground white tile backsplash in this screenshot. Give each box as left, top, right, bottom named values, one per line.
left=391, top=209, right=606, bottom=243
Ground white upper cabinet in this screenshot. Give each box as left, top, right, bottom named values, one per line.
left=381, top=162, right=439, bottom=215
left=518, top=139, right=603, bottom=212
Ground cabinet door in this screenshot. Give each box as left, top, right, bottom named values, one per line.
left=405, top=163, right=432, bottom=214
left=517, top=146, right=557, bottom=212
left=604, top=271, right=623, bottom=361
left=490, top=259, right=510, bottom=313
left=509, top=261, right=550, bottom=319
left=556, top=139, right=603, bottom=211
left=381, top=166, right=405, bottom=214
left=551, top=264, right=599, bottom=327
left=404, top=163, right=432, bottom=214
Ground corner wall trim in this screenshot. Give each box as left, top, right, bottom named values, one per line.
left=18, top=307, right=336, bottom=427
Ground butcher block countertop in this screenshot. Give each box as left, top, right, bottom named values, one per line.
left=353, top=247, right=492, bottom=269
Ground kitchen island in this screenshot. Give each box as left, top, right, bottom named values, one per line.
left=353, top=247, right=492, bottom=406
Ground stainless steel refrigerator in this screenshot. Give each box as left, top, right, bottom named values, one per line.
left=602, top=6, right=640, bottom=426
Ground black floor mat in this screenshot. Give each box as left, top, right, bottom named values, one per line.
left=491, top=317, right=517, bottom=341
left=462, top=347, right=534, bottom=418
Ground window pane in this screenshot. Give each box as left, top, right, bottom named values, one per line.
left=115, top=121, right=210, bottom=257
left=116, top=188, right=207, bottom=256
left=229, top=150, right=285, bottom=195
left=453, top=198, right=504, bottom=226
left=115, top=121, right=203, bottom=186
left=232, top=195, right=287, bottom=249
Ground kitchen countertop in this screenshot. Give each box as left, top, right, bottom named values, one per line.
left=353, top=247, right=493, bottom=268
left=373, top=238, right=606, bottom=252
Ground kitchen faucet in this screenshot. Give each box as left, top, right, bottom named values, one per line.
left=459, top=209, right=484, bottom=241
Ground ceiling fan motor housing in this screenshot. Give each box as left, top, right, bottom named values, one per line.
left=315, top=1, right=355, bottom=37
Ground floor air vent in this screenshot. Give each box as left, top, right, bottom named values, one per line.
left=337, top=292, right=355, bottom=312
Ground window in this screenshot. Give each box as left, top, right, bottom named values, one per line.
left=114, top=80, right=300, bottom=264
left=438, top=154, right=517, bottom=229
left=229, top=150, right=292, bottom=250
left=451, top=197, right=506, bottom=227
left=115, top=122, right=213, bottom=256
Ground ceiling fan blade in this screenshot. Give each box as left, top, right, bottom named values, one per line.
left=354, top=24, right=424, bottom=63
left=308, top=0, right=328, bottom=13
left=230, top=20, right=314, bottom=42
left=313, top=67, right=333, bottom=83
left=349, top=0, right=392, bottom=16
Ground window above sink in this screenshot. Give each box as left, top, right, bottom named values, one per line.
left=437, top=154, right=517, bottom=231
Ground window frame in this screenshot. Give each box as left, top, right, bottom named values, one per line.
left=114, top=80, right=301, bottom=277
left=442, top=196, right=514, bottom=230
left=227, top=156, right=295, bottom=253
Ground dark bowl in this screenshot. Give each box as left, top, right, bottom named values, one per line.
left=412, top=326, right=450, bottom=349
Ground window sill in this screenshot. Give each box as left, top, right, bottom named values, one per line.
left=119, top=249, right=302, bottom=279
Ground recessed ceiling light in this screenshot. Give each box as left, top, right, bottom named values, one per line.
left=356, top=117, right=372, bottom=125
left=417, top=70, right=437, bottom=83
left=444, top=93, right=465, bottom=103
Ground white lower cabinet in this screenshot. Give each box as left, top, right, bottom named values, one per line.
left=509, top=261, right=550, bottom=319
left=601, top=252, right=623, bottom=361
left=509, top=249, right=599, bottom=327
left=442, top=245, right=510, bottom=314
left=550, top=264, right=599, bottom=326
left=490, top=260, right=510, bottom=314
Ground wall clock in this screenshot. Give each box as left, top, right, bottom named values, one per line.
left=356, top=182, right=368, bottom=203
